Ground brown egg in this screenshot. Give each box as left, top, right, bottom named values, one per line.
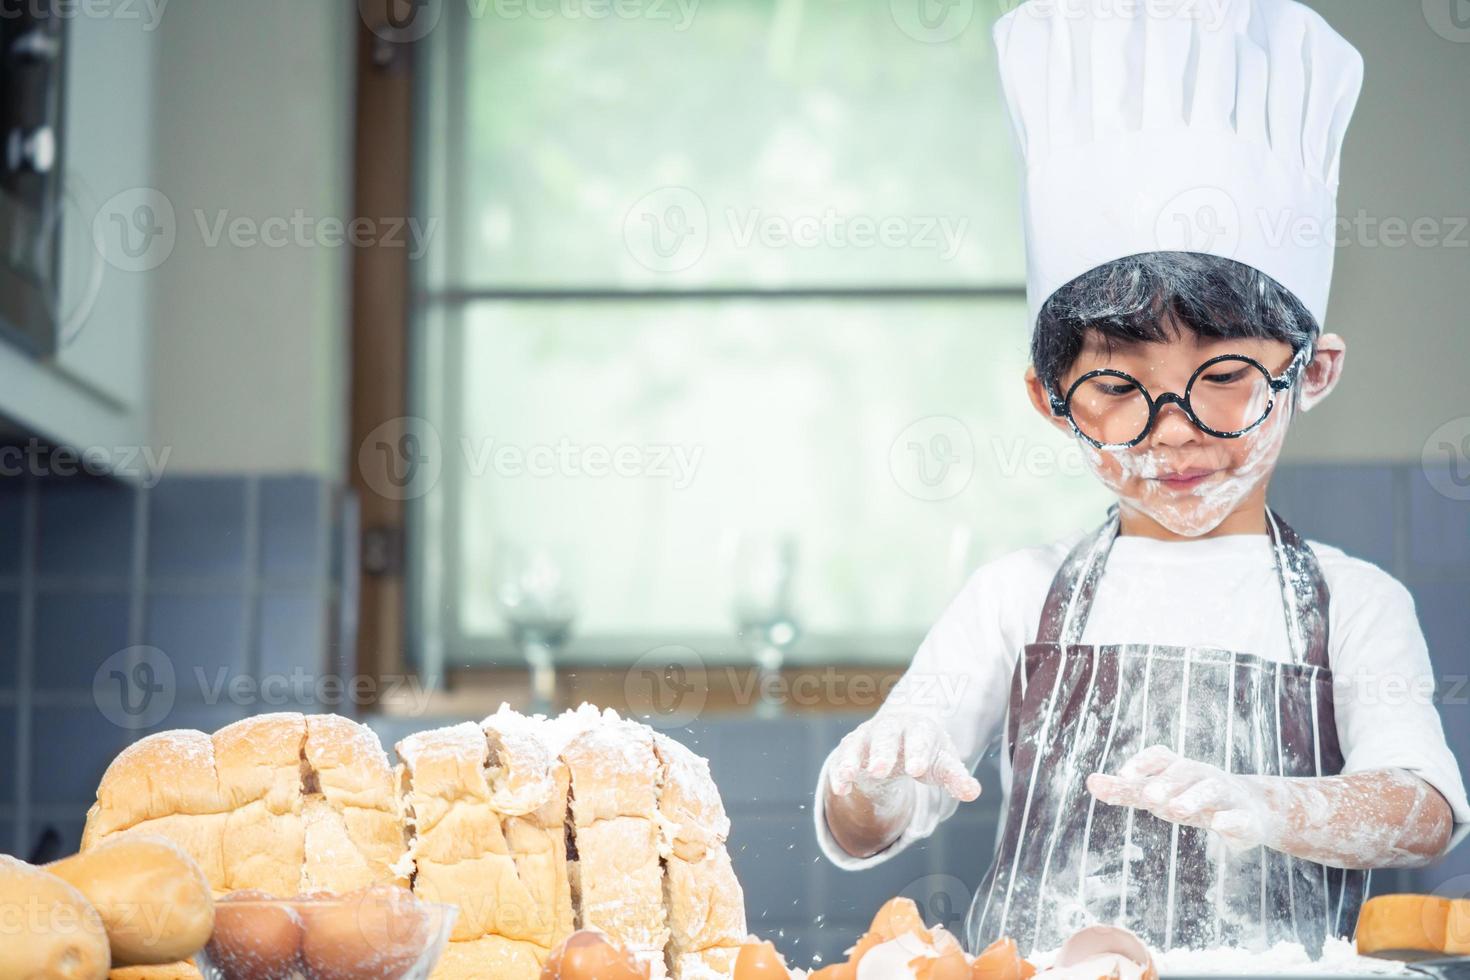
left=540, top=929, right=648, bottom=979
left=300, top=884, right=432, bottom=980
left=733, top=941, right=790, bottom=979
left=206, top=890, right=303, bottom=980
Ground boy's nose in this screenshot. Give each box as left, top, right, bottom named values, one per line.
left=1150, top=401, right=1203, bottom=447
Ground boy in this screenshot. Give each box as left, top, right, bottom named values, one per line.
left=814, top=0, right=1468, bottom=957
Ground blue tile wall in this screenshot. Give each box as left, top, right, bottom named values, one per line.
left=0, top=701, right=13, bottom=806
left=147, top=476, right=249, bottom=583
left=32, top=593, right=131, bottom=692
left=1408, top=465, right=1470, bottom=572
left=1269, top=463, right=1401, bottom=571
left=0, top=480, right=25, bottom=579
left=0, top=591, right=18, bottom=690
left=143, top=594, right=251, bottom=698
left=1, top=471, right=347, bottom=863
left=37, top=477, right=135, bottom=580
left=259, top=477, right=327, bottom=584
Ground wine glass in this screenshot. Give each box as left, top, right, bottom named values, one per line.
left=492, top=542, right=576, bottom=715
left=730, top=532, right=800, bottom=717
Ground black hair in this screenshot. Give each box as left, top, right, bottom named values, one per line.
left=1031, top=252, right=1319, bottom=394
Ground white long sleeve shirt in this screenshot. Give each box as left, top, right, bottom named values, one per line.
left=814, top=530, right=1470, bottom=870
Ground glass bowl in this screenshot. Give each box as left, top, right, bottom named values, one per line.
left=194, top=892, right=457, bottom=980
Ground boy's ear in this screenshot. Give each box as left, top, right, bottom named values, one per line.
left=1025, top=366, right=1074, bottom=435
left=1298, top=333, right=1346, bottom=412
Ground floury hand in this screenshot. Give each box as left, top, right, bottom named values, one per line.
left=1088, top=745, right=1454, bottom=869
left=829, top=712, right=982, bottom=803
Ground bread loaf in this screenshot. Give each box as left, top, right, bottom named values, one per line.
left=0, top=854, right=111, bottom=980
left=47, top=836, right=213, bottom=967
left=83, top=707, right=750, bottom=979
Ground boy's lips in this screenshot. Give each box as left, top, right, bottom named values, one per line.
left=1154, top=468, right=1219, bottom=489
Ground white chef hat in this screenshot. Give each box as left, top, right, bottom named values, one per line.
left=992, top=0, right=1364, bottom=332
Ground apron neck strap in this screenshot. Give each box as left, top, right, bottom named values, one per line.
left=1033, top=505, right=1331, bottom=669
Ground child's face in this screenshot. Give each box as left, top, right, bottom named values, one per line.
left=1050, top=323, right=1298, bottom=537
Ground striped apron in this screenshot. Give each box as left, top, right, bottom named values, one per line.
left=965, top=506, right=1368, bottom=958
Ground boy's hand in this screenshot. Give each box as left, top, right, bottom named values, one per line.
left=828, top=712, right=982, bottom=803
left=1086, top=745, right=1281, bottom=850
left=1089, top=747, right=1456, bottom=868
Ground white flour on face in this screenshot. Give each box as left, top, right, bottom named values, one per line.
left=1079, top=397, right=1292, bottom=538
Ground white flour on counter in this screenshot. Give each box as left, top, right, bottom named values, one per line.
left=1029, top=937, right=1411, bottom=976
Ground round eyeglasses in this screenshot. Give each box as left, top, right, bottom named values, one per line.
left=1048, top=346, right=1311, bottom=450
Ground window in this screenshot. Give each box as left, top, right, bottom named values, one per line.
left=409, top=0, right=1111, bottom=676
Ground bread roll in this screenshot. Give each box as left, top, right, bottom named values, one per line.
left=48, top=836, right=213, bottom=967
left=0, top=854, right=111, bottom=980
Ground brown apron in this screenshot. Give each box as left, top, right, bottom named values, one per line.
left=965, top=506, right=1368, bottom=957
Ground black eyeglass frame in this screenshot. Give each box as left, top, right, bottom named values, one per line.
left=1047, top=345, right=1313, bottom=450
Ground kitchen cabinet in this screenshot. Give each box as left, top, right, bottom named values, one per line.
left=0, top=13, right=153, bottom=460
